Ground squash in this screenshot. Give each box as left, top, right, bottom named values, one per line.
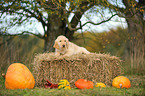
left=75, top=79, right=94, bottom=89
left=95, top=82, right=106, bottom=88
left=45, top=79, right=58, bottom=89
left=112, top=76, right=131, bottom=88
left=58, top=79, right=71, bottom=90
left=5, top=63, right=35, bottom=89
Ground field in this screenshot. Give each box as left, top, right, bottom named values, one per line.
left=0, top=32, right=144, bottom=96
left=0, top=75, right=144, bottom=96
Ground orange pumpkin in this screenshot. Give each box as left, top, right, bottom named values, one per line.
left=112, top=76, right=131, bottom=88
left=75, top=79, right=94, bottom=89
left=5, top=63, right=35, bottom=89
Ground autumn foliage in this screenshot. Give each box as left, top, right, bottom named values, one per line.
left=73, top=27, right=128, bottom=57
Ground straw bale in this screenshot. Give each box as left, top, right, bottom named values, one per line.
left=32, top=53, right=122, bottom=87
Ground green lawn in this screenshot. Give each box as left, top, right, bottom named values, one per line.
left=0, top=76, right=144, bottom=96
left=0, top=87, right=144, bottom=96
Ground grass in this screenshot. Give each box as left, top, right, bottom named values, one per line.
left=0, top=87, right=144, bottom=96
left=0, top=76, right=144, bottom=96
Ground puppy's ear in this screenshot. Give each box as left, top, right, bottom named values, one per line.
left=53, top=40, right=59, bottom=49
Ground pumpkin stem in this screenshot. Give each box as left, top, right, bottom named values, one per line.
left=119, top=84, right=122, bottom=88
left=84, top=79, right=88, bottom=82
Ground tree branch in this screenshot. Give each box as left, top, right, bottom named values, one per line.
left=106, top=1, right=125, bottom=13
left=68, top=1, right=95, bottom=31
left=1, top=1, right=47, bottom=31
left=74, top=14, right=118, bottom=31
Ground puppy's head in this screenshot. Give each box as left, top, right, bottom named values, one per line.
left=53, top=35, right=69, bottom=49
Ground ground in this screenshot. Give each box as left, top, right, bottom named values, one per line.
left=0, top=75, right=144, bottom=96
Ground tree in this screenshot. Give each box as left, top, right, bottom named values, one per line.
left=0, top=0, right=117, bottom=52
left=123, top=0, right=145, bottom=67
left=103, top=0, right=145, bottom=68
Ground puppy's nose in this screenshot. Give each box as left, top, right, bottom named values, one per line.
left=62, top=45, right=65, bottom=47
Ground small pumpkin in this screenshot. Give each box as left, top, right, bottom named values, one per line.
left=95, top=82, right=106, bottom=88
left=112, top=76, right=131, bottom=88
left=58, top=79, right=71, bottom=90
left=5, top=63, right=35, bottom=89
left=75, top=79, right=94, bottom=89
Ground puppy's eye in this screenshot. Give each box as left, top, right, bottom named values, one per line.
left=64, top=40, right=66, bottom=42
left=59, top=40, right=61, bottom=42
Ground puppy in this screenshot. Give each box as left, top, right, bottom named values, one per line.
left=53, top=35, right=90, bottom=56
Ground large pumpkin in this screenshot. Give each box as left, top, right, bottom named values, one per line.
left=112, top=76, right=131, bottom=88
left=5, top=63, right=35, bottom=89
left=75, top=79, right=94, bottom=89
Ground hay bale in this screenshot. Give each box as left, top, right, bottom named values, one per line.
left=32, top=53, right=122, bottom=87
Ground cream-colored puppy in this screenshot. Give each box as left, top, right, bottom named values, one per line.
left=53, top=35, right=90, bottom=56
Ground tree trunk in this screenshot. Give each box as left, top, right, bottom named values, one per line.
left=125, top=9, right=145, bottom=71
left=42, top=0, right=92, bottom=52
left=44, top=13, right=64, bottom=52
left=43, top=13, right=75, bottom=52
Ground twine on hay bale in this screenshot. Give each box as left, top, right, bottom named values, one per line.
left=32, top=53, right=122, bottom=87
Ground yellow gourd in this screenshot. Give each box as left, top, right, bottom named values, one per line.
left=58, top=79, right=71, bottom=90
left=95, top=82, right=106, bottom=88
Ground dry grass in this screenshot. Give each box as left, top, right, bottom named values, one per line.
left=32, top=53, right=123, bottom=87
